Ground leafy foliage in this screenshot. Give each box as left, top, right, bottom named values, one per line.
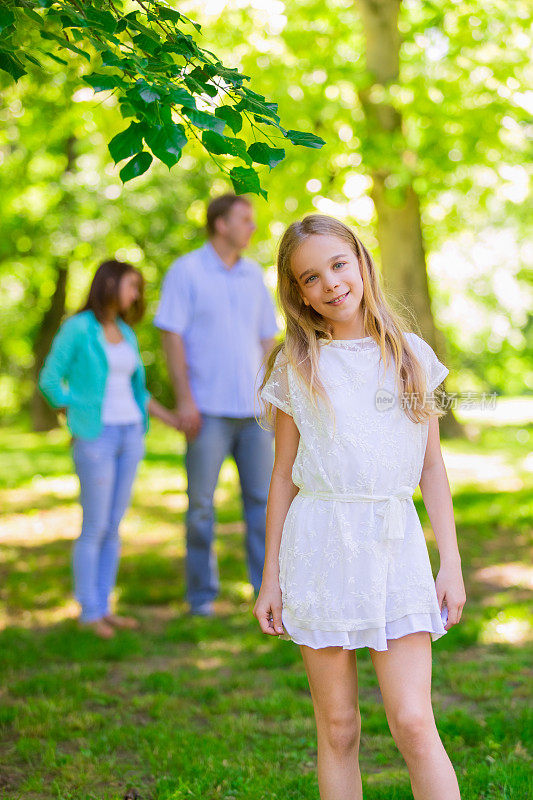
left=0, top=0, right=325, bottom=196
left=0, top=0, right=530, bottom=420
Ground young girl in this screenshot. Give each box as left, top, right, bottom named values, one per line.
left=39, top=260, right=178, bottom=639
left=254, top=215, right=466, bottom=800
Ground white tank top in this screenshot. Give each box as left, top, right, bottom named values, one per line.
left=101, top=339, right=143, bottom=425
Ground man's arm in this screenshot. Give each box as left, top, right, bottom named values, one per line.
left=161, top=330, right=202, bottom=439
left=161, top=330, right=194, bottom=404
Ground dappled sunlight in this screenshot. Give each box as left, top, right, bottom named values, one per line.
left=136, top=491, right=188, bottom=514
left=228, top=580, right=256, bottom=602
left=0, top=475, right=78, bottom=514
left=0, top=506, right=80, bottom=544
left=28, top=474, right=79, bottom=498
left=455, top=397, right=533, bottom=427
left=480, top=611, right=532, bottom=645
left=442, top=448, right=524, bottom=492
left=196, top=656, right=224, bottom=671
left=0, top=598, right=79, bottom=631
left=474, top=562, right=533, bottom=590
left=135, top=467, right=187, bottom=495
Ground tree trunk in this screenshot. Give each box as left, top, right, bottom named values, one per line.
left=31, top=264, right=68, bottom=431
left=30, top=134, right=76, bottom=432
left=357, top=0, right=463, bottom=437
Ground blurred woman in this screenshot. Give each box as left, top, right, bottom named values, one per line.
left=39, top=260, right=177, bottom=639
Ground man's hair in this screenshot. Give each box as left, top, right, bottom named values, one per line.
left=206, top=193, right=252, bottom=237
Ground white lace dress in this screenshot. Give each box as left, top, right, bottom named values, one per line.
left=260, top=332, right=450, bottom=651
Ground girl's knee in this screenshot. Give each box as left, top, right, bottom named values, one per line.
left=389, top=708, right=437, bottom=753
left=319, top=709, right=362, bottom=755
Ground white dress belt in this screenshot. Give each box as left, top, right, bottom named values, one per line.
left=297, top=486, right=415, bottom=541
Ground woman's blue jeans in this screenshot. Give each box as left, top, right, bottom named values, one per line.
left=71, top=422, right=145, bottom=622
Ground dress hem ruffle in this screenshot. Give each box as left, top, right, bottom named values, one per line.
left=280, top=608, right=447, bottom=652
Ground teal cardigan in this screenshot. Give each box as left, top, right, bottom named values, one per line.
left=38, top=310, right=150, bottom=440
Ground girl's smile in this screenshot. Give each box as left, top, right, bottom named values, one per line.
left=326, top=290, right=350, bottom=306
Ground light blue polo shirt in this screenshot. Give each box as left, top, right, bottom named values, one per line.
left=154, top=241, right=280, bottom=417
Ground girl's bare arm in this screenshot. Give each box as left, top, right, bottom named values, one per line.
left=254, top=406, right=300, bottom=635
left=419, top=415, right=466, bottom=627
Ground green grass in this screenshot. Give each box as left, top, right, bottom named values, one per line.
left=0, top=417, right=531, bottom=799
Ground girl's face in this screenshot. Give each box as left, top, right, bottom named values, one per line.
left=291, top=234, right=364, bottom=328
left=117, top=271, right=141, bottom=312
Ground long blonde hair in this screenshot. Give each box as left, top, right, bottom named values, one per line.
left=257, top=214, right=447, bottom=430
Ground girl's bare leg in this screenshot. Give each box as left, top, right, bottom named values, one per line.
left=300, top=645, right=363, bottom=800
left=370, top=631, right=461, bottom=800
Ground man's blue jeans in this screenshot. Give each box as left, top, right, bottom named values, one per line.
left=71, top=422, right=145, bottom=622
left=185, top=414, right=274, bottom=609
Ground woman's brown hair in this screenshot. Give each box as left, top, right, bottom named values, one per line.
left=79, top=260, right=145, bottom=325
left=257, top=214, right=447, bottom=430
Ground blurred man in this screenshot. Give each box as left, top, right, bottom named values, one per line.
left=154, top=194, right=279, bottom=616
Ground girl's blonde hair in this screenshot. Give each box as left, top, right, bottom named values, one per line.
left=257, top=214, right=447, bottom=430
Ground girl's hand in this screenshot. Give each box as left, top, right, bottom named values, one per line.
left=435, top=561, right=466, bottom=630
left=253, top=579, right=284, bottom=636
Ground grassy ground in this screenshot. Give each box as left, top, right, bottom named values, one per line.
left=0, top=412, right=531, bottom=800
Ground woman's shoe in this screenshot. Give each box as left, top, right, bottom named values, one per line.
left=79, top=619, right=116, bottom=639
left=103, top=614, right=139, bottom=630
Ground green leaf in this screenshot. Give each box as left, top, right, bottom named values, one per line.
left=118, top=99, right=136, bottom=120
left=182, top=107, right=225, bottom=134
left=180, top=12, right=202, bottom=33
left=132, top=32, right=161, bottom=55
left=38, top=30, right=90, bottom=62
left=215, top=105, right=242, bottom=134
left=45, top=52, right=69, bottom=66
left=124, top=88, right=160, bottom=125
left=247, top=142, right=285, bottom=168
left=188, top=65, right=218, bottom=89
left=253, top=114, right=286, bottom=133
left=134, top=79, right=161, bottom=103
left=212, top=63, right=247, bottom=88
left=100, top=50, right=123, bottom=69
left=235, top=95, right=280, bottom=122
left=168, top=86, right=197, bottom=109
left=84, top=73, right=122, bottom=93
left=229, top=166, right=266, bottom=199
left=24, top=53, right=42, bottom=68
left=119, top=151, right=153, bottom=183
left=242, top=87, right=267, bottom=101
left=201, top=131, right=252, bottom=164
left=144, top=124, right=187, bottom=168
left=162, top=37, right=198, bottom=60
left=0, top=52, right=26, bottom=81
left=285, top=130, right=325, bottom=149
left=200, top=63, right=218, bottom=79
left=23, top=7, right=45, bottom=25
left=184, top=73, right=218, bottom=98
left=84, top=8, right=117, bottom=34
left=57, top=10, right=87, bottom=29
left=0, top=9, right=15, bottom=33
left=127, top=19, right=161, bottom=41
left=158, top=8, right=182, bottom=24
left=108, top=122, right=146, bottom=164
